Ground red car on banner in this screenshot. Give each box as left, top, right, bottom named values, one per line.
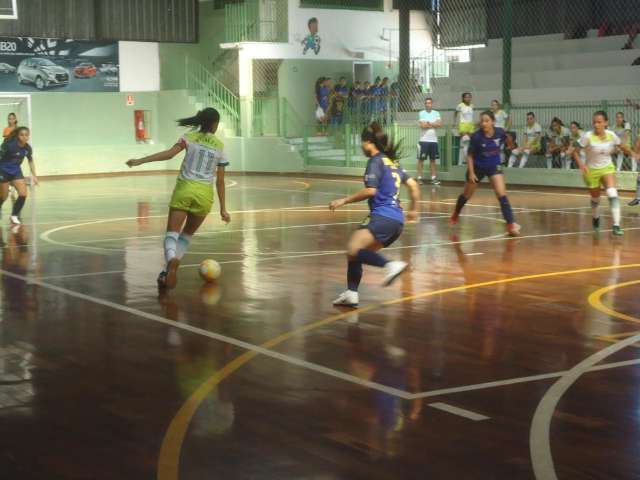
left=73, top=62, right=97, bottom=78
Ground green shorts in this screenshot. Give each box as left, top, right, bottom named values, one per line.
left=583, top=163, right=616, bottom=189
left=459, top=122, right=475, bottom=135
left=169, top=178, right=214, bottom=216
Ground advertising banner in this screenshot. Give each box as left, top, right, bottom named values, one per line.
left=0, top=37, right=119, bottom=92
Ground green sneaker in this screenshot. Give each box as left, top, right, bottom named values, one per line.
left=612, top=225, right=624, bottom=236
left=592, top=217, right=600, bottom=231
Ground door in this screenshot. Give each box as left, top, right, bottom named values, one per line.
left=353, top=62, right=372, bottom=84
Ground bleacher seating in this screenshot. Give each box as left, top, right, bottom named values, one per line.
left=431, top=32, right=640, bottom=109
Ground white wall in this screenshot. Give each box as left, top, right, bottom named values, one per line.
left=119, top=41, right=160, bottom=92
left=227, top=0, right=431, bottom=61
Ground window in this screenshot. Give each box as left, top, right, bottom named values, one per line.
left=300, top=0, right=383, bottom=11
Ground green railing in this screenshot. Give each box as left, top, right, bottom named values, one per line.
left=252, top=96, right=280, bottom=137
left=224, top=0, right=288, bottom=43
left=185, top=56, right=241, bottom=135
left=297, top=120, right=452, bottom=172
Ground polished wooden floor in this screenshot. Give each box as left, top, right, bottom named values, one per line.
left=1, top=173, right=640, bottom=479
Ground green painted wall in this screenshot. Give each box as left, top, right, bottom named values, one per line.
left=27, top=90, right=205, bottom=177
left=159, top=5, right=226, bottom=90
left=278, top=59, right=395, bottom=138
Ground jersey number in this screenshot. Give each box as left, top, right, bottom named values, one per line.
left=391, top=171, right=401, bottom=201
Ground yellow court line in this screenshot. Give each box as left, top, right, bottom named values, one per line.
left=157, top=263, right=640, bottom=480
left=588, top=280, right=640, bottom=325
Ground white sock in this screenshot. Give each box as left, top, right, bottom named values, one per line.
left=508, top=153, right=517, bottom=168
left=176, top=233, right=193, bottom=260
left=520, top=152, right=529, bottom=168
left=591, top=197, right=600, bottom=219
left=164, top=231, right=179, bottom=265
left=616, top=153, right=623, bottom=171
left=545, top=154, right=552, bottom=169
left=633, top=158, right=638, bottom=172
left=607, top=187, right=621, bottom=226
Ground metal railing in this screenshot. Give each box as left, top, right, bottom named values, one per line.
left=224, top=0, right=288, bottom=43
left=185, top=56, right=241, bottom=135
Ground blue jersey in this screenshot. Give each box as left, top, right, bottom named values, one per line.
left=0, top=139, right=32, bottom=176
left=318, top=86, right=330, bottom=109
left=364, top=154, right=409, bottom=223
left=468, top=128, right=507, bottom=168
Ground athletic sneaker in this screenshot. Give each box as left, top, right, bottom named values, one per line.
left=157, top=270, right=168, bottom=289
left=431, top=177, right=441, bottom=186
left=592, top=217, right=600, bottom=231
left=612, top=225, right=624, bottom=236
left=9, top=215, right=20, bottom=225
left=417, top=177, right=424, bottom=185
left=506, top=223, right=521, bottom=237
left=332, top=290, right=359, bottom=307
left=165, top=258, right=180, bottom=289
left=382, top=261, right=408, bottom=287
left=628, top=198, right=640, bottom=206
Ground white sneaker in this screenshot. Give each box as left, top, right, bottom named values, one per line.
left=382, top=261, right=408, bottom=286
left=10, top=215, right=21, bottom=225
left=332, top=290, right=359, bottom=307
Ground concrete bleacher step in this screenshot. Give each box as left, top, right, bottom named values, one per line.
left=450, top=48, right=640, bottom=76
left=433, top=65, right=640, bottom=92
left=472, top=34, right=630, bottom=60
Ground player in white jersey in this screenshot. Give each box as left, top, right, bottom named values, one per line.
left=627, top=131, right=640, bottom=206
left=613, top=112, right=633, bottom=171
left=126, top=108, right=231, bottom=288
left=508, top=112, right=542, bottom=168
left=491, top=100, right=510, bottom=163
left=573, top=111, right=637, bottom=236
left=453, top=92, right=474, bottom=165
left=545, top=117, right=570, bottom=169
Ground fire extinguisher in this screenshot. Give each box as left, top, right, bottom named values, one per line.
left=134, top=110, right=147, bottom=142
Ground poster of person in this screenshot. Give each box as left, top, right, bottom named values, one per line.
left=0, top=37, right=119, bottom=92
left=301, top=17, right=321, bottom=55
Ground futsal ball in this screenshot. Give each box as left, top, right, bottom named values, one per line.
left=199, top=259, right=221, bottom=283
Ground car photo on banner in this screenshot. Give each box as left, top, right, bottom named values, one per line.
left=0, top=37, right=119, bottom=92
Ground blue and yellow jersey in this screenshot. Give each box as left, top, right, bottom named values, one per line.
left=0, top=139, right=32, bottom=176
left=468, top=127, right=507, bottom=168
left=364, top=154, right=409, bottom=223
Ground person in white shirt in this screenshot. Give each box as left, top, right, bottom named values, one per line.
left=491, top=100, right=510, bottom=162
left=417, top=97, right=442, bottom=185
left=508, top=112, right=542, bottom=168
left=565, top=121, right=585, bottom=170
left=545, top=117, right=570, bottom=169
left=573, top=110, right=637, bottom=236
left=613, top=112, right=633, bottom=171
left=453, top=92, right=474, bottom=165
left=627, top=131, right=640, bottom=206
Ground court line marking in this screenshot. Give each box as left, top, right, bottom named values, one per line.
left=409, top=358, right=640, bottom=399
left=36, top=224, right=640, bottom=281
left=530, top=280, right=640, bottom=480
left=427, top=402, right=490, bottom=421
left=157, top=263, right=640, bottom=480
left=0, top=268, right=415, bottom=400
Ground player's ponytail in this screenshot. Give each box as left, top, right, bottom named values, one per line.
left=177, top=108, right=220, bottom=133
left=361, top=122, right=402, bottom=161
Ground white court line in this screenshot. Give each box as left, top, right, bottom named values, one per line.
left=530, top=340, right=640, bottom=479
left=0, top=267, right=413, bottom=401
left=428, top=402, right=490, bottom=421
left=36, top=225, right=640, bottom=281
left=464, top=252, right=484, bottom=256
left=67, top=214, right=451, bottom=246
left=409, top=358, right=640, bottom=399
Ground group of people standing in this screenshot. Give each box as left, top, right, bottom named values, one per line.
left=314, top=76, right=398, bottom=133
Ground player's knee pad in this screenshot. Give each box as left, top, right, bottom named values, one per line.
left=606, top=187, right=618, bottom=199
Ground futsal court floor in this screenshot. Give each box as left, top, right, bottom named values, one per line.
left=1, top=173, right=640, bottom=480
